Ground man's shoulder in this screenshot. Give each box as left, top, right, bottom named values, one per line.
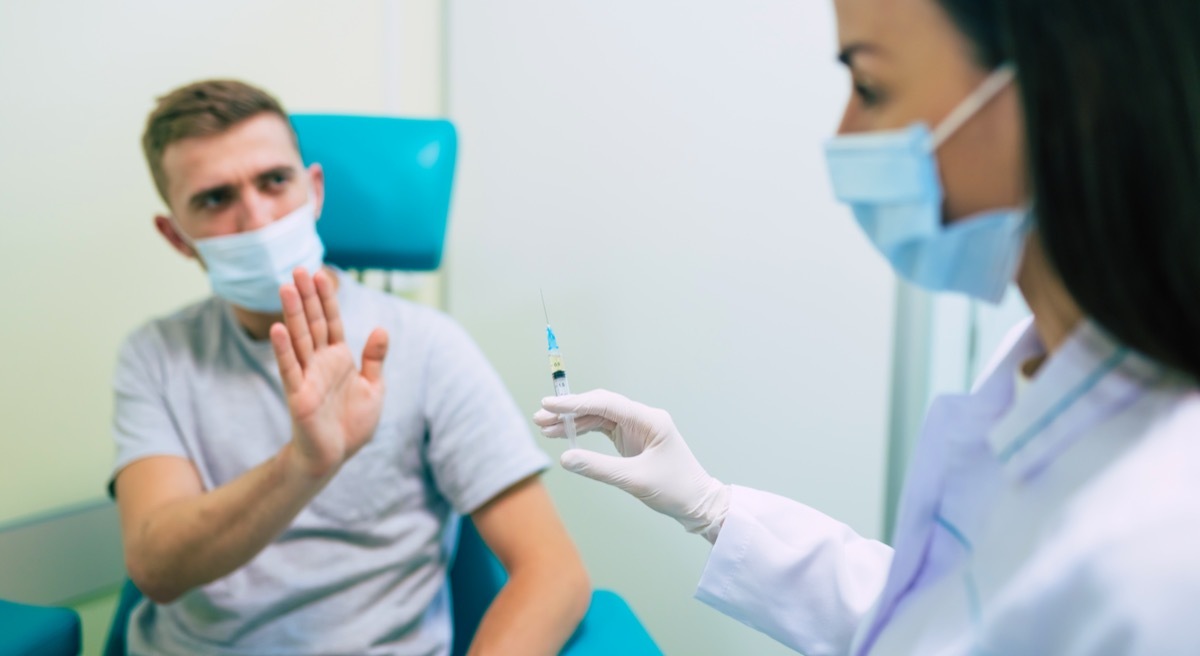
left=119, top=296, right=224, bottom=361
left=338, top=273, right=462, bottom=340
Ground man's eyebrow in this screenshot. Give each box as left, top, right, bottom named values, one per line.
left=255, top=165, right=297, bottom=183
left=837, top=42, right=880, bottom=67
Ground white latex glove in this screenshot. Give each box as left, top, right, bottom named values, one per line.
left=533, top=389, right=730, bottom=543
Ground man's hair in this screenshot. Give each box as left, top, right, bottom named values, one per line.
left=142, top=79, right=297, bottom=203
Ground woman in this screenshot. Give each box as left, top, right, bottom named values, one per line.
left=534, top=0, right=1200, bottom=653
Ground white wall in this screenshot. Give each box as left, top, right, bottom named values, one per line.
left=447, top=3, right=897, bottom=653
left=0, top=0, right=443, bottom=525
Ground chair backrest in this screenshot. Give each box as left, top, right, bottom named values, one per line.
left=447, top=516, right=508, bottom=656
left=289, top=114, right=458, bottom=271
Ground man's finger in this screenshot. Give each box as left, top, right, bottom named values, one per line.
left=360, top=327, right=389, bottom=383
left=270, top=323, right=304, bottom=393
left=296, top=268, right=328, bottom=349
left=314, top=269, right=344, bottom=344
left=280, top=284, right=313, bottom=368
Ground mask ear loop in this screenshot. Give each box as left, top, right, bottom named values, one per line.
left=930, top=64, right=1016, bottom=149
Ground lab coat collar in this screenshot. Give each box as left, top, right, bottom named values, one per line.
left=967, top=317, right=1042, bottom=417
left=984, top=319, right=1163, bottom=482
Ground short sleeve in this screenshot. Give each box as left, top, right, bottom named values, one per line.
left=108, top=327, right=188, bottom=497
left=422, top=317, right=550, bottom=514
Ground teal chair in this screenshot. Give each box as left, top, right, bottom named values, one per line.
left=105, top=517, right=657, bottom=655
left=293, top=113, right=457, bottom=271
left=104, top=114, right=658, bottom=655
left=448, top=518, right=658, bottom=655
left=0, top=599, right=80, bottom=656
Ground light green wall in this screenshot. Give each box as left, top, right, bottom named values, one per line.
left=71, top=590, right=120, bottom=656
left=2, top=5, right=445, bottom=651
left=0, top=0, right=443, bottom=525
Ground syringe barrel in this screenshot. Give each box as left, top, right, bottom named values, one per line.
left=553, top=375, right=571, bottom=397
left=548, top=351, right=565, bottom=373
left=548, top=348, right=571, bottom=396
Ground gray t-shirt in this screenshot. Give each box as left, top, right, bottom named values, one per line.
left=110, top=271, right=549, bottom=656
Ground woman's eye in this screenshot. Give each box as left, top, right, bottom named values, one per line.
left=854, top=81, right=882, bottom=108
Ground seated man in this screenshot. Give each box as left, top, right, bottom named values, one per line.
left=110, top=79, right=589, bottom=655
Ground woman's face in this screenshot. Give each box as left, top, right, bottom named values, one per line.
left=833, top=0, right=1026, bottom=222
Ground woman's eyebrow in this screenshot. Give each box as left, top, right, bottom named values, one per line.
left=837, top=42, right=881, bottom=67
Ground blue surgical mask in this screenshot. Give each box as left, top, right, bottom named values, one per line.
left=178, top=200, right=326, bottom=312
left=824, top=66, right=1029, bottom=304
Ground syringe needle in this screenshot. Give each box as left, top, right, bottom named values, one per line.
left=540, top=289, right=550, bottom=325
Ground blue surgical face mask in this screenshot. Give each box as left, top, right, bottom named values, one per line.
left=823, top=66, right=1030, bottom=304
left=176, top=199, right=326, bottom=313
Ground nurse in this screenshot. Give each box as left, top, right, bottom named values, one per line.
left=534, top=0, right=1200, bottom=653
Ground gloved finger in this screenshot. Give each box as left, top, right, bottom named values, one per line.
left=575, top=415, right=615, bottom=434
left=542, top=389, right=663, bottom=433
left=538, top=414, right=614, bottom=438
left=532, top=408, right=560, bottom=427
left=541, top=390, right=618, bottom=416
left=535, top=407, right=614, bottom=432
left=560, top=448, right=643, bottom=494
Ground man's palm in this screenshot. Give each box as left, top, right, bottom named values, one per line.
left=289, top=342, right=385, bottom=468
left=270, top=268, right=390, bottom=478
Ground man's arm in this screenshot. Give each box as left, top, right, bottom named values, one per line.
left=116, top=447, right=329, bottom=603
left=467, top=475, right=590, bottom=656
left=116, top=268, right=389, bottom=603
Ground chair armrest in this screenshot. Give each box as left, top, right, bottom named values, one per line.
left=560, top=590, right=660, bottom=655
left=0, top=598, right=81, bottom=656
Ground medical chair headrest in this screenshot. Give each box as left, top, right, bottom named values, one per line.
left=290, top=114, right=457, bottom=271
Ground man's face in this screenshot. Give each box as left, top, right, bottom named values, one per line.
left=156, top=113, right=323, bottom=253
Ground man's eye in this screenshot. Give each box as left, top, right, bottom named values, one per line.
left=265, top=172, right=289, bottom=188
left=201, top=191, right=229, bottom=209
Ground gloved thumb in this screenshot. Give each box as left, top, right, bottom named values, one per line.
left=560, top=448, right=639, bottom=493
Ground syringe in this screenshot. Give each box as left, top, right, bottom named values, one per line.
left=542, top=292, right=578, bottom=450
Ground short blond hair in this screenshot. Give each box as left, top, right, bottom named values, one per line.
left=142, top=79, right=297, bottom=202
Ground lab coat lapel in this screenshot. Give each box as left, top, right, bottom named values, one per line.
left=856, top=321, right=1040, bottom=655
left=856, top=393, right=987, bottom=654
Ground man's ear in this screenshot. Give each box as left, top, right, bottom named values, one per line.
left=154, top=215, right=198, bottom=259
left=308, top=163, right=325, bottom=221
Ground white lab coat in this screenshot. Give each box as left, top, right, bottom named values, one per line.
left=695, top=319, right=1200, bottom=655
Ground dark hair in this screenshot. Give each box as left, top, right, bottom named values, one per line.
left=937, top=0, right=1200, bottom=382
left=142, top=79, right=297, bottom=203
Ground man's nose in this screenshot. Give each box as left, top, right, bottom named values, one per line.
left=236, top=190, right=277, bottom=232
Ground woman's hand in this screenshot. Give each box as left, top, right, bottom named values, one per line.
left=534, top=389, right=730, bottom=542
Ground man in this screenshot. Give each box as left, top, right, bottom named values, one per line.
left=110, top=79, right=589, bottom=655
